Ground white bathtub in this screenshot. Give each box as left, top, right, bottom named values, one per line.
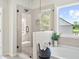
left=51, top=46, right=79, bottom=59
left=61, top=34, right=79, bottom=39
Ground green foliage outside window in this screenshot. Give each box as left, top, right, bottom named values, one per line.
left=73, top=21, right=79, bottom=34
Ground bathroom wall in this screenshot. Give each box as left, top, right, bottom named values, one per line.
left=33, top=31, right=53, bottom=59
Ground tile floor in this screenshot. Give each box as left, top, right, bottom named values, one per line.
left=0, top=54, right=59, bottom=59
left=3, top=56, right=58, bottom=59
left=22, top=44, right=33, bottom=57
left=1, top=53, right=31, bottom=59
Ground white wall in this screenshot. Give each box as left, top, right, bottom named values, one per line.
left=0, top=0, right=3, bottom=56
left=3, top=1, right=9, bottom=55
left=16, top=0, right=32, bottom=9
left=0, top=0, right=3, bottom=7
left=31, top=9, right=40, bottom=32
left=33, top=31, right=53, bottom=59
left=0, top=8, right=2, bottom=56
left=32, top=0, right=79, bottom=9
left=0, top=0, right=10, bottom=56
left=34, top=31, right=53, bottom=44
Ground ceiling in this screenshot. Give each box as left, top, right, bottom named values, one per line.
left=31, top=0, right=79, bottom=9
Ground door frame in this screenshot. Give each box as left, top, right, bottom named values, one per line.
left=17, top=6, right=32, bottom=54
left=0, top=7, right=3, bottom=55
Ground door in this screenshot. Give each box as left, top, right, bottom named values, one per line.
left=22, top=13, right=32, bottom=57
left=17, top=9, right=22, bottom=52
left=17, top=9, right=32, bottom=57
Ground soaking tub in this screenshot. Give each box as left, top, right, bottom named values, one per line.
left=51, top=46, right=79, bottom=59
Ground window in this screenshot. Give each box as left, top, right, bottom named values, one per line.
left=59, top=5, right=79, bottom=35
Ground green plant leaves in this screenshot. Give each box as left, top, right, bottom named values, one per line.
left=51, top=32, right=60, bottom=41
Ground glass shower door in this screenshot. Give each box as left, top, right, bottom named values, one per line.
left=22, top=13, right=32, bottom=57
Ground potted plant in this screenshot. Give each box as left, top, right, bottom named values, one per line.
left=51, top=32, right=60, bottom=47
